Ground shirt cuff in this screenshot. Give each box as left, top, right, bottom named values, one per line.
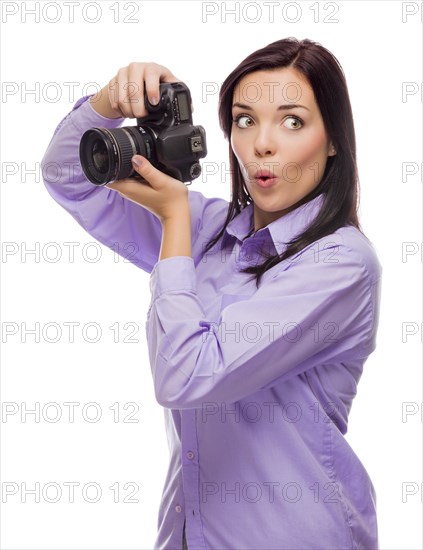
left=70, top=95, right=125, bottom=132
left=150, top=256, right=197, bottom=298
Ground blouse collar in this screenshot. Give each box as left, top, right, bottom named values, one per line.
left=221, top=193, right=326, bottom=256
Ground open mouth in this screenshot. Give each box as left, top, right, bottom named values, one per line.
left=255, top=176, right=277, bottom=188
left=255, top=169, right=277, bottom=182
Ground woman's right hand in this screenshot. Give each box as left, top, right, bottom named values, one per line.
left=89, top=62, right=181, bottom=119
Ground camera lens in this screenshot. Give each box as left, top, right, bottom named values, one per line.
left=79, top=126, right=156, bottom=185
left=92, top=139, right=109, bottom=174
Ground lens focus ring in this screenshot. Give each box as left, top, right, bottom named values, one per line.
left=107, top=128, right=137, bottom=180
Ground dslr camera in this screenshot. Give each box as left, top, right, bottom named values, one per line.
left=79, top=82, right=207, bottom=185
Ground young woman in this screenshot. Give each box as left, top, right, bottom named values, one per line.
left=41, top=37, right=382, bottom=550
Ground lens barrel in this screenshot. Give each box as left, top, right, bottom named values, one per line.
left=79, top=126, right=155, bottom=185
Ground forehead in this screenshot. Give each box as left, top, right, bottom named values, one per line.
left=232, top=67, right=315, bottom=106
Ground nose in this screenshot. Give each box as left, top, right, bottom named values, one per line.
left=254, top=125, right=276, bottom=157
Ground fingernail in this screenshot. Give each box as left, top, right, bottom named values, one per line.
left=150, top=96, right=159, bottom=105
left=132, top=155, right=142, bottom=168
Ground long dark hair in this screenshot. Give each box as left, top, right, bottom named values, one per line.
left=203, top=37, right=362, bottom=288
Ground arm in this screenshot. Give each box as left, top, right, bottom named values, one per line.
left=41, top=96, right=162, bottom=272
left=41, top=62, right=227, bottom=272
left=146, top=232, right=382, bottom=409
left=105, top=154, right=193, bottom=261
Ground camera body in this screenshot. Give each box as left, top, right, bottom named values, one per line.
left=79, top=82, right=207, bottom=185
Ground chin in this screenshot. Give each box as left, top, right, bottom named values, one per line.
left=254, top=197, right=293, bottom=212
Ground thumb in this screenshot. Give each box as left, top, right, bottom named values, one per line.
left=131, top=155, right=163, bottom=188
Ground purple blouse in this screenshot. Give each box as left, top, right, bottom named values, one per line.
left=41, top=96, right=382, bottom=550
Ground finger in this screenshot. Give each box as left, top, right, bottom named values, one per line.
left=130, top=155, right=167, bottom=190
left=127, top=62, right=148, bottom=118
left=107, top=77, right=121, bottom=116
left=115, top=66, right=136, bottom=119
left=144, top=63, right=181, bottom=109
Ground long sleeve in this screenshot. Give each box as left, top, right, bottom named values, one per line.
left=41, top=95, right=228, bottom=273
left=146, top=233, right=381, bottom=409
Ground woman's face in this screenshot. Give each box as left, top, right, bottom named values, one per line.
left=230, top=67, right=336, bottom=231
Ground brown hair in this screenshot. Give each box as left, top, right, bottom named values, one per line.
left=203, top=37, right=361, bottom=288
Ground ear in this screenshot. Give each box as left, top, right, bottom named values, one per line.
left=328, top=142, right=337, bottom=157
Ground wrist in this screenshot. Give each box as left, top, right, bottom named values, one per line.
left=161, top=194, right=190, bottom=223
left=159, top=204, right=192, bottom=260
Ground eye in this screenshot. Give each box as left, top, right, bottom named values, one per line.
left=283, top=116, right=303, bottom=130
left=232, top=114, right=254, bottom=129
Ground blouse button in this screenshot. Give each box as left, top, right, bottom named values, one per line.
left=175, top=505, right=182, bottom=513
left=187, top=451, right=195, bottom=460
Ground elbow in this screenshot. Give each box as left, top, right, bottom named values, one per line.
left=150, top=343, right=226, bottom=410
left=40, top=151, right=65, bottom=190
left=40, top=151, right=67, bottom=207
left=40, top=149, right=55, bottom=187
left=152, top=355, right=200, bottom=410
left=155, top=393, right=177, bottom=409
left=40, top=150, right=63, bottom=203
left=153, top=371, right=222, bottom=411
left=154, top=382, right=190, bottom=410
left=154, top=388, right=187, bottom=410
left=41, top=154, right=78, bottom=189
left=40, top=142, right=84, bottom=190
left=40, top=143, right=64, bottom=187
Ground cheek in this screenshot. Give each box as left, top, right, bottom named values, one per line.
left=230, top=134, right=241, bottom=161
left=230, top=139, right=252, bottom=187
left=230, top=135, right=248, bottom=171
left=291, top=128, right=328, bottom=166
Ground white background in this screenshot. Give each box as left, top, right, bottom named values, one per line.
left=1, top=0, right=422, bottom=549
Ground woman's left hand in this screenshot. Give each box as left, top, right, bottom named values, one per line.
left=106, top=155, right=189, bottom=223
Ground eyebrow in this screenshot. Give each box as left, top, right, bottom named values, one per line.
left=232, top=102, right=310, bottom=112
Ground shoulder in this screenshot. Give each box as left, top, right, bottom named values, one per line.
left=187, top=190, right=230, bottom=262
left=281, top=225, right=382, bottom=288
left=188, top=189, right=230, bottom=243
left=332, top=225, right=382, bottom=286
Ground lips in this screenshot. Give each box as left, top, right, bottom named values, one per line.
left=254, top=169, right=278, bottom=188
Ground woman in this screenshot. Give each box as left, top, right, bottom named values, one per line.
left=41, top=37, right=382, bottom=550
